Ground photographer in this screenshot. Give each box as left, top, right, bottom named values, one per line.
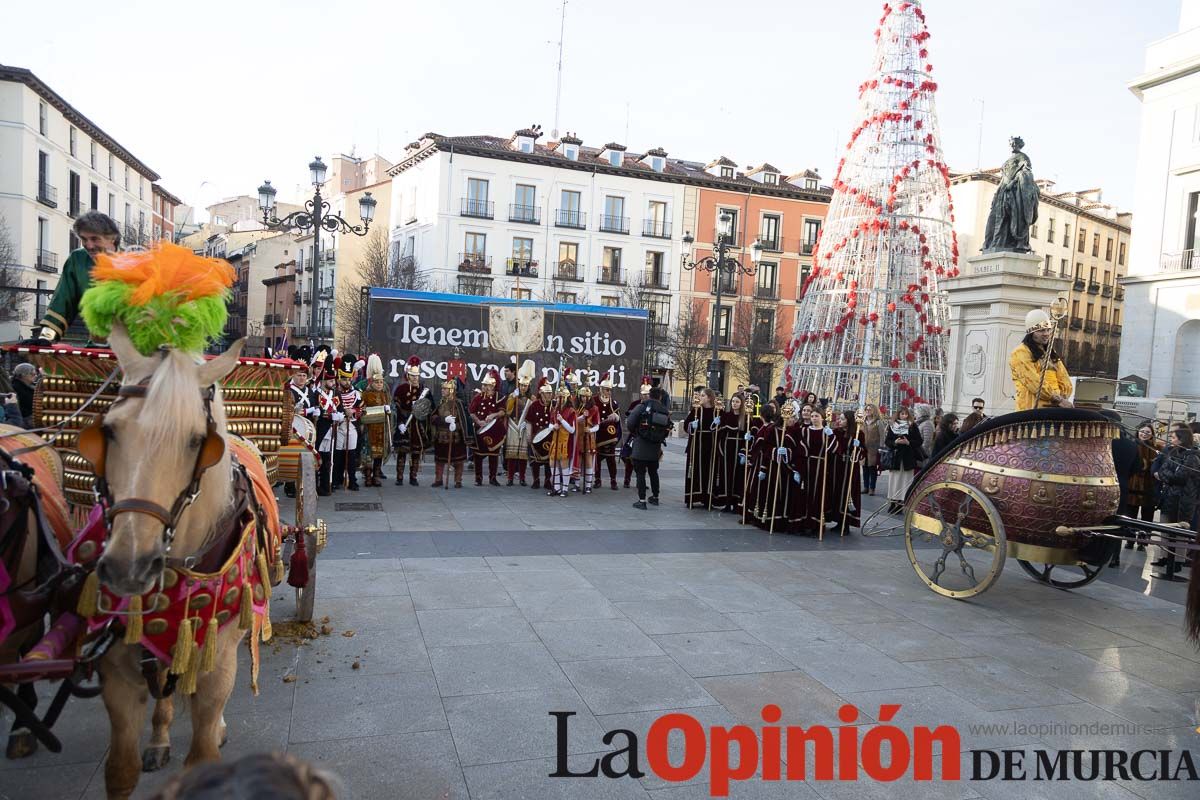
left=625, top=387, right=671, bottom=510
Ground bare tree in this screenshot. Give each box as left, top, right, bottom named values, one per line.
left=620, top=272, right=671, bottom=370
left=0, top=216, right=30, bottom=324
left=665, top=297, right=709, bottom=397
left=728, top=298, right=784, bottom=389
left=335, top=228, right=429, bottom=353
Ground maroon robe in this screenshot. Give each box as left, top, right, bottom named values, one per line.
left=684, top=406, right=720, bottom=508
left=745, top=423, right=801, bottom=532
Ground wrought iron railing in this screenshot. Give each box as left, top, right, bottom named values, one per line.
left=35, top=249, right=58, bottom=272
left=555, top=262, right=584, bottom=282
left=37, top=182, right=57, bottom=207
left=642, top=271, right=669, bottom=289
left=460, top=198, right=494, bottom=219
left=1087, top=281, right=1100, bottom=294
left=556, top=209, right=586, bottom=229
left=506, top=258, right=539, bottom=277
left=508, top=204, right=541, bottom=224
left=599, top=215, right=630, bottom=234
left=457, top=253, right=492, bottom=274
left=642, top=219, right=672, bottom=239
left=597, top=266, right=625, bottom=285
left=1160, top=250, right=1197, bottom=272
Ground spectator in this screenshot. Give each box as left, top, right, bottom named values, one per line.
left=913, top=403, right=935, bottom=465
left=651, top=376, right=671, bottom=410
left=961, top=398, right=987, bottom=434
left=884, top=405, right=924, bottom=514
left=1101, top=410, right=1139, bottom=568
left=1152, top=426, right=1200, bottom=575
left=626, top=387, right=671, bottom=509
left=860, top=404, right=887, bottom=496
left=499, top=362, right=517, bottom=397
left=149, top=752, right=341, bottom=799
left=1126, top=422, right=1160, bottom=552
left=773, top=385, right=788, bottom=409
left=931, top=412, right=960, bottom=456
left=12, top=363, right=37, bottom=429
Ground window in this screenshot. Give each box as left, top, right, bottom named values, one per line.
left=69, top=170, right=80, bottom=213
left=512, top=287, right=532, bottom=300
left=1105, top=237, right=1114, bottom=261
left=90, top=182, right=98, bottom=210
left=138, top=210, right=145, bottom=237
left=719, top=208, right=740, bottom=244
left=108, top=153, right=114, bottom=180
left=69, top=231, right=79, bottom=252
left=35, top=279, right=47, bottom=319
left=1118, top=241, right=1126, bottom=265
left=1113, top=309, right=1121, bottom=325
left=559, top=189, right=582, bottom=227
left=1089, top=266, right=1097, bottom=282
left=1092, top=232, right=1100, bottom=257
left=89, top=140, right=96, bottom=169
left=556, top=291, right=577, bottom=304
left=124, top=165, right=129, bottom=190
left=1030, top=223, right=1038, bottom=238
left=37, top=149, right=49, bottom=189
left=756, top=261, right=778, bottom=297
left=754, top=308, right=775, bottom=346
left=139, top=177, right=144, bottom=201
left=602, top=246, right=622, bottom=281
left=1047, top=218, right=1055, bottom=242
left=764, top=172, right=778, bottom=185
left=467, top=177, right=489, bottom=204
left=1086, top=303, right=1094, bottom=321
left=650, top=156, right=664, bottom=172
left=558, top=241, right=579, bottom=267
left=1044, top=254, right=1052, bottom=274
left=107, top=192, right=115, bottom=217
left=1063, top=223, right=1070, bottom=248
left=37, top=217, right=48, bottom=253
left=715, top=306, right=732, bottom=345
left=1104, top=270, right=1111, bottom=285
left=513, top=184, right=536, bottom=222
left=1071, top=299, right=1079, bottom=318
left=805, top=178, right=818, bottom=189
left=563, top=144, right=578, bottom=161
left=720, top=166, right=734, bottom=179
left=600, top=296, right=619, bottom=307
left=645, top=251, right=665, bottom=287
left=1074, top=262, right=1082, bottom=279
left=1101, top=307, right=1109, bottom=324
left=69, top=126, right=77, bottom=156
left=648, top=199, right=667, bottom=225
left=38, top=101, right=47, bottom=135
left=124, top=203, right=131, bottom=228
left=512, top=237, right=534, bottom=261
left=464, top=232, right=486, bottom=256
left=608, top=151, right=621, bottom=167
left=518, top=138, right=533, bottom=154
left=1060, top=258, right=1068, bottom=276
left=1077, top=228, right=1085, bottom=253
left=602, top=196, right=626, bottom=232
left=803, top=219, right=821, bottom=254
left=760, top=214, right=781, bottom=249
left=645, top=294, right=670, bottom=330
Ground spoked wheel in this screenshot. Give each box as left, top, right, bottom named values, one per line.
left=904, top=481, right=1006, bottom=599
left=1017, top=559, right=1104, bottom=590
left=293, top=450, right=319, bottom=622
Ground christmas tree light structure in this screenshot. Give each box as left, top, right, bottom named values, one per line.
left=784, top=0, right=957, bottom=412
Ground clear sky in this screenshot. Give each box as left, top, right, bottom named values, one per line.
left=6, top=0, right=1180, bottom=217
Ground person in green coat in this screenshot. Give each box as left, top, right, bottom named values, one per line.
left=29, top=211, right=121, bottom=343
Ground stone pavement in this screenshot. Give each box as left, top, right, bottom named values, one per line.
left=4, top=444, right=1199, bottom=799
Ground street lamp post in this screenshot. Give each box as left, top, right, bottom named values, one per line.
left=257, top=157, right=377, bottom=347
left=681, top=211, right=762, bottom=392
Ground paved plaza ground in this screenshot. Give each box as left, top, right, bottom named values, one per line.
left=4, top=442, right=1199, bottom=799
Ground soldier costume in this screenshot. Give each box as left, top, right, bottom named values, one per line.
left=526, top=378, right=555, bottom=489
left=431, top=376, right=470, bottom=488
left=392, top=356, right=430, bottom=486
left=469, top=369, right=507, bottom=486
left=314, top=360, right=340, bottom=496
left=576, top=384, right=600, bottom=495
left=593, top=376, right=622, bottom=491
left=360, top=354, right=392, bottom=487
left=504, top=360, right=536, bottom=486
left=325, top=358, right=364, bottom=491
left=546, top=382, right=577, bottom=497
left=285, top=369, right=320, bottom=498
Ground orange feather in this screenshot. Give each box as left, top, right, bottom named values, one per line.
left=92, top=242, right=235, bottom=306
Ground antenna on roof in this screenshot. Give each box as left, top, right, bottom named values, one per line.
left=551, top=1, right=568, bottom=139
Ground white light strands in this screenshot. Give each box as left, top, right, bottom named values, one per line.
left=785, top=0, right=956, bottom=413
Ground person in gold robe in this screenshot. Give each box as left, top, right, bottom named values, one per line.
left=1009, top=308, right=1072, bottom=411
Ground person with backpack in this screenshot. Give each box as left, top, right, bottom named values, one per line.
left=626, top=387, right=671, bottom=509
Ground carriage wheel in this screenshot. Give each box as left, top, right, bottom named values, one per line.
left=904, top=480, right=1006, bottom=600
left=1017, top=559, right=1104, bottom=590
left=293, top=450, right=319, bottom=622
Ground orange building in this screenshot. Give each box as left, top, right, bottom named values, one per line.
left=679, top=160, right=831, bottom=398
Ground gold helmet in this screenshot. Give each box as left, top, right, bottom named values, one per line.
left=1025, top=309, right=1053, bottom=332
left=556, top=383, right=571, bottom=399
left=517, top=359, right=536, bottom=388
left=579, top=385, right=593, bottom=399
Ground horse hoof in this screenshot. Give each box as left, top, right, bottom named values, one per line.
left=142, top=745, right=171, bottom=772
left=5, top=730, right=37, bottom=759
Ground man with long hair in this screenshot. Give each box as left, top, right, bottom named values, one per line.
left=1009, top=308, right=1073, bottom=411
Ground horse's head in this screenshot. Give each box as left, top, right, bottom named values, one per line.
left=86, top=323, right=243, bottom=596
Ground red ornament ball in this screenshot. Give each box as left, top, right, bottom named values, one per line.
left=905, top=352, right=916, bottom=362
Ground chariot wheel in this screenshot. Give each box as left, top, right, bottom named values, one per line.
left=293, top=450, right=319, bottom=622
left=1017, top=559, right=1104, bottom=590
left=904, top=480, right=1006, bottom=599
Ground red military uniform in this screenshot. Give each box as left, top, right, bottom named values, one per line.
left=546, top=386, right=577, bottom=497
left=469, top=370, right=506, bottom=485
left=526, top=379, right=555, bottom=489
left=392, top=356, right=429, bottom=486
left=593, top=384, right=622, bottom=490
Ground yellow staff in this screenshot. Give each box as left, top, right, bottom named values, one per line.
left=707, top=395, right=724, bottom=512
left=686, top=392, right=701, bottom=507
left=740, top=392, right=759, bottom=526
left=818, top=405, right=832, bottom=542
left=840, top=409, right=866, bottom=538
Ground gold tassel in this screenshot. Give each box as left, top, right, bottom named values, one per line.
left=199, top=616, right=219, bottom=673
left=238, top=578, right=253, bottom=630
left=169, top=617, right=195, bottom=676
left=261, top=604, right=272, bottom=643
left=255, top=551, right=271, bottom=597
left=179, top=652, right=200, bottom=695
left=77, top=571, right=99, bottom=617
left=270, top=557, right=284, bottom=586
left=123, top=595, right=143, bottom=644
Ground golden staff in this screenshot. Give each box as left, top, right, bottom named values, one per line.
left=768, top=423, right=783, bottom=536
left=840, top=409, right=866, bottom=538
left=818, top=406, right=832, bottom=542
left=686, top=393, right=701, bottom=507
left=739, top=394, right=757, bottom=525
left=707, top=395, right=724, bottom=512
left=1032, top=297, right=1069, bottom=410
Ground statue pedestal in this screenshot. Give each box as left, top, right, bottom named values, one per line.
left=942, top=251, right=1071, bottom=416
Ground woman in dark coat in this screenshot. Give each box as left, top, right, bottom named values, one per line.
left=931, top=413, right=960, bottom=458
left=884, top=405, right=924, bottom=514
left=715, top=392, right=761, bottom=513
left=1125, top=423, right=1159, bottom=551
left=684, top=388, right=720, bottom=508
left=1153, top=427, right=1200, bottom=574
left=746, top=403, right=801, bottom=533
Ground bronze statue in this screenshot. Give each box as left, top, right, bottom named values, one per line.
left=982, top=136, right=1039, bottom=253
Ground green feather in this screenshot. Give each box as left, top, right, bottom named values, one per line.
left=82, top=282, right=229, bottom=355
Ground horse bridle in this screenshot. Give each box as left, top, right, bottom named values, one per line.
left=76, top=381, right=226, bottom=554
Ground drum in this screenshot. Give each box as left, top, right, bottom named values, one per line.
left=363, top=405, right=390, bottom=426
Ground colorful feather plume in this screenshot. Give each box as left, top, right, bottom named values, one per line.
left=81, top=242, right=235, bottom=355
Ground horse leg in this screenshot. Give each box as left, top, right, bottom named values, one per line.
left=184, top=629, right=239, bottom=768
left=5, top=682, right=38, bottom=759
left=99, top=648, right=149, bottom=800
left=141, top=694, right=174, bottom=772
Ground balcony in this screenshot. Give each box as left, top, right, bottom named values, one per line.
left=35, top=249, right=58, bottom=273
left=1087, top=281, right=1100, bottom=294
left=599, top=215, right=630, bottom=234
left=303, top=293, right=312, bottom=304
left=1084, top=320, right=1097, bottom=333
left=649, top=322, right=670, bottom=341
left=1101, top=285, right=1112, bottom=297
left=318, top=287, right=334, bottom=300
left=460, top=198, right=494, bottom=219
left=754, top=284, right=779, bottom=300
left=597, top=266, right=625, bottom=285
left=293, top=292, right=302, bottom=304
left=1115, top=287, right=1125, bottom=301
left=801, top=241, right=817, bottom=255
left=37, top=182, right=57, bottom=208
left=68, top=197, right=83, bottom=218
left=556, top=209, right=586, bottom=229
left=759, top=236, right=783, bottom=253
left=710, top=275, right=737, bottom=295
left=1073, top=278, right=1085, bottom=291
left=1099, top=322, right=1110, bottom=335
left=508, top=204, right=541, bottom=225
left=264, top=313, right=279, bottom=326
left=1069, top=318, right=1082, bottom=330
left=1112, top=324, right=1122, bottom=336
left=1160, top=250, right=1197, bottom=272
left=642, top=271, right=669, bottom=290
left=642, top=219, right=672, bottom=239
left=506, top=258, right=539, bottom=277
left=457, top=253, right=492, bottom=274
left=313, top=326, right=333, bottom=338
left=555, top=261, right=584, bottom=282
left=713, top=227, right=743, bottom=247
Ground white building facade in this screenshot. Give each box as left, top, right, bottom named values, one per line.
left=0, top=66, right=158, bottom=333
left=387, top=131, right=689, bottom=335
left=1120, top=1, right=1200, bottom=407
